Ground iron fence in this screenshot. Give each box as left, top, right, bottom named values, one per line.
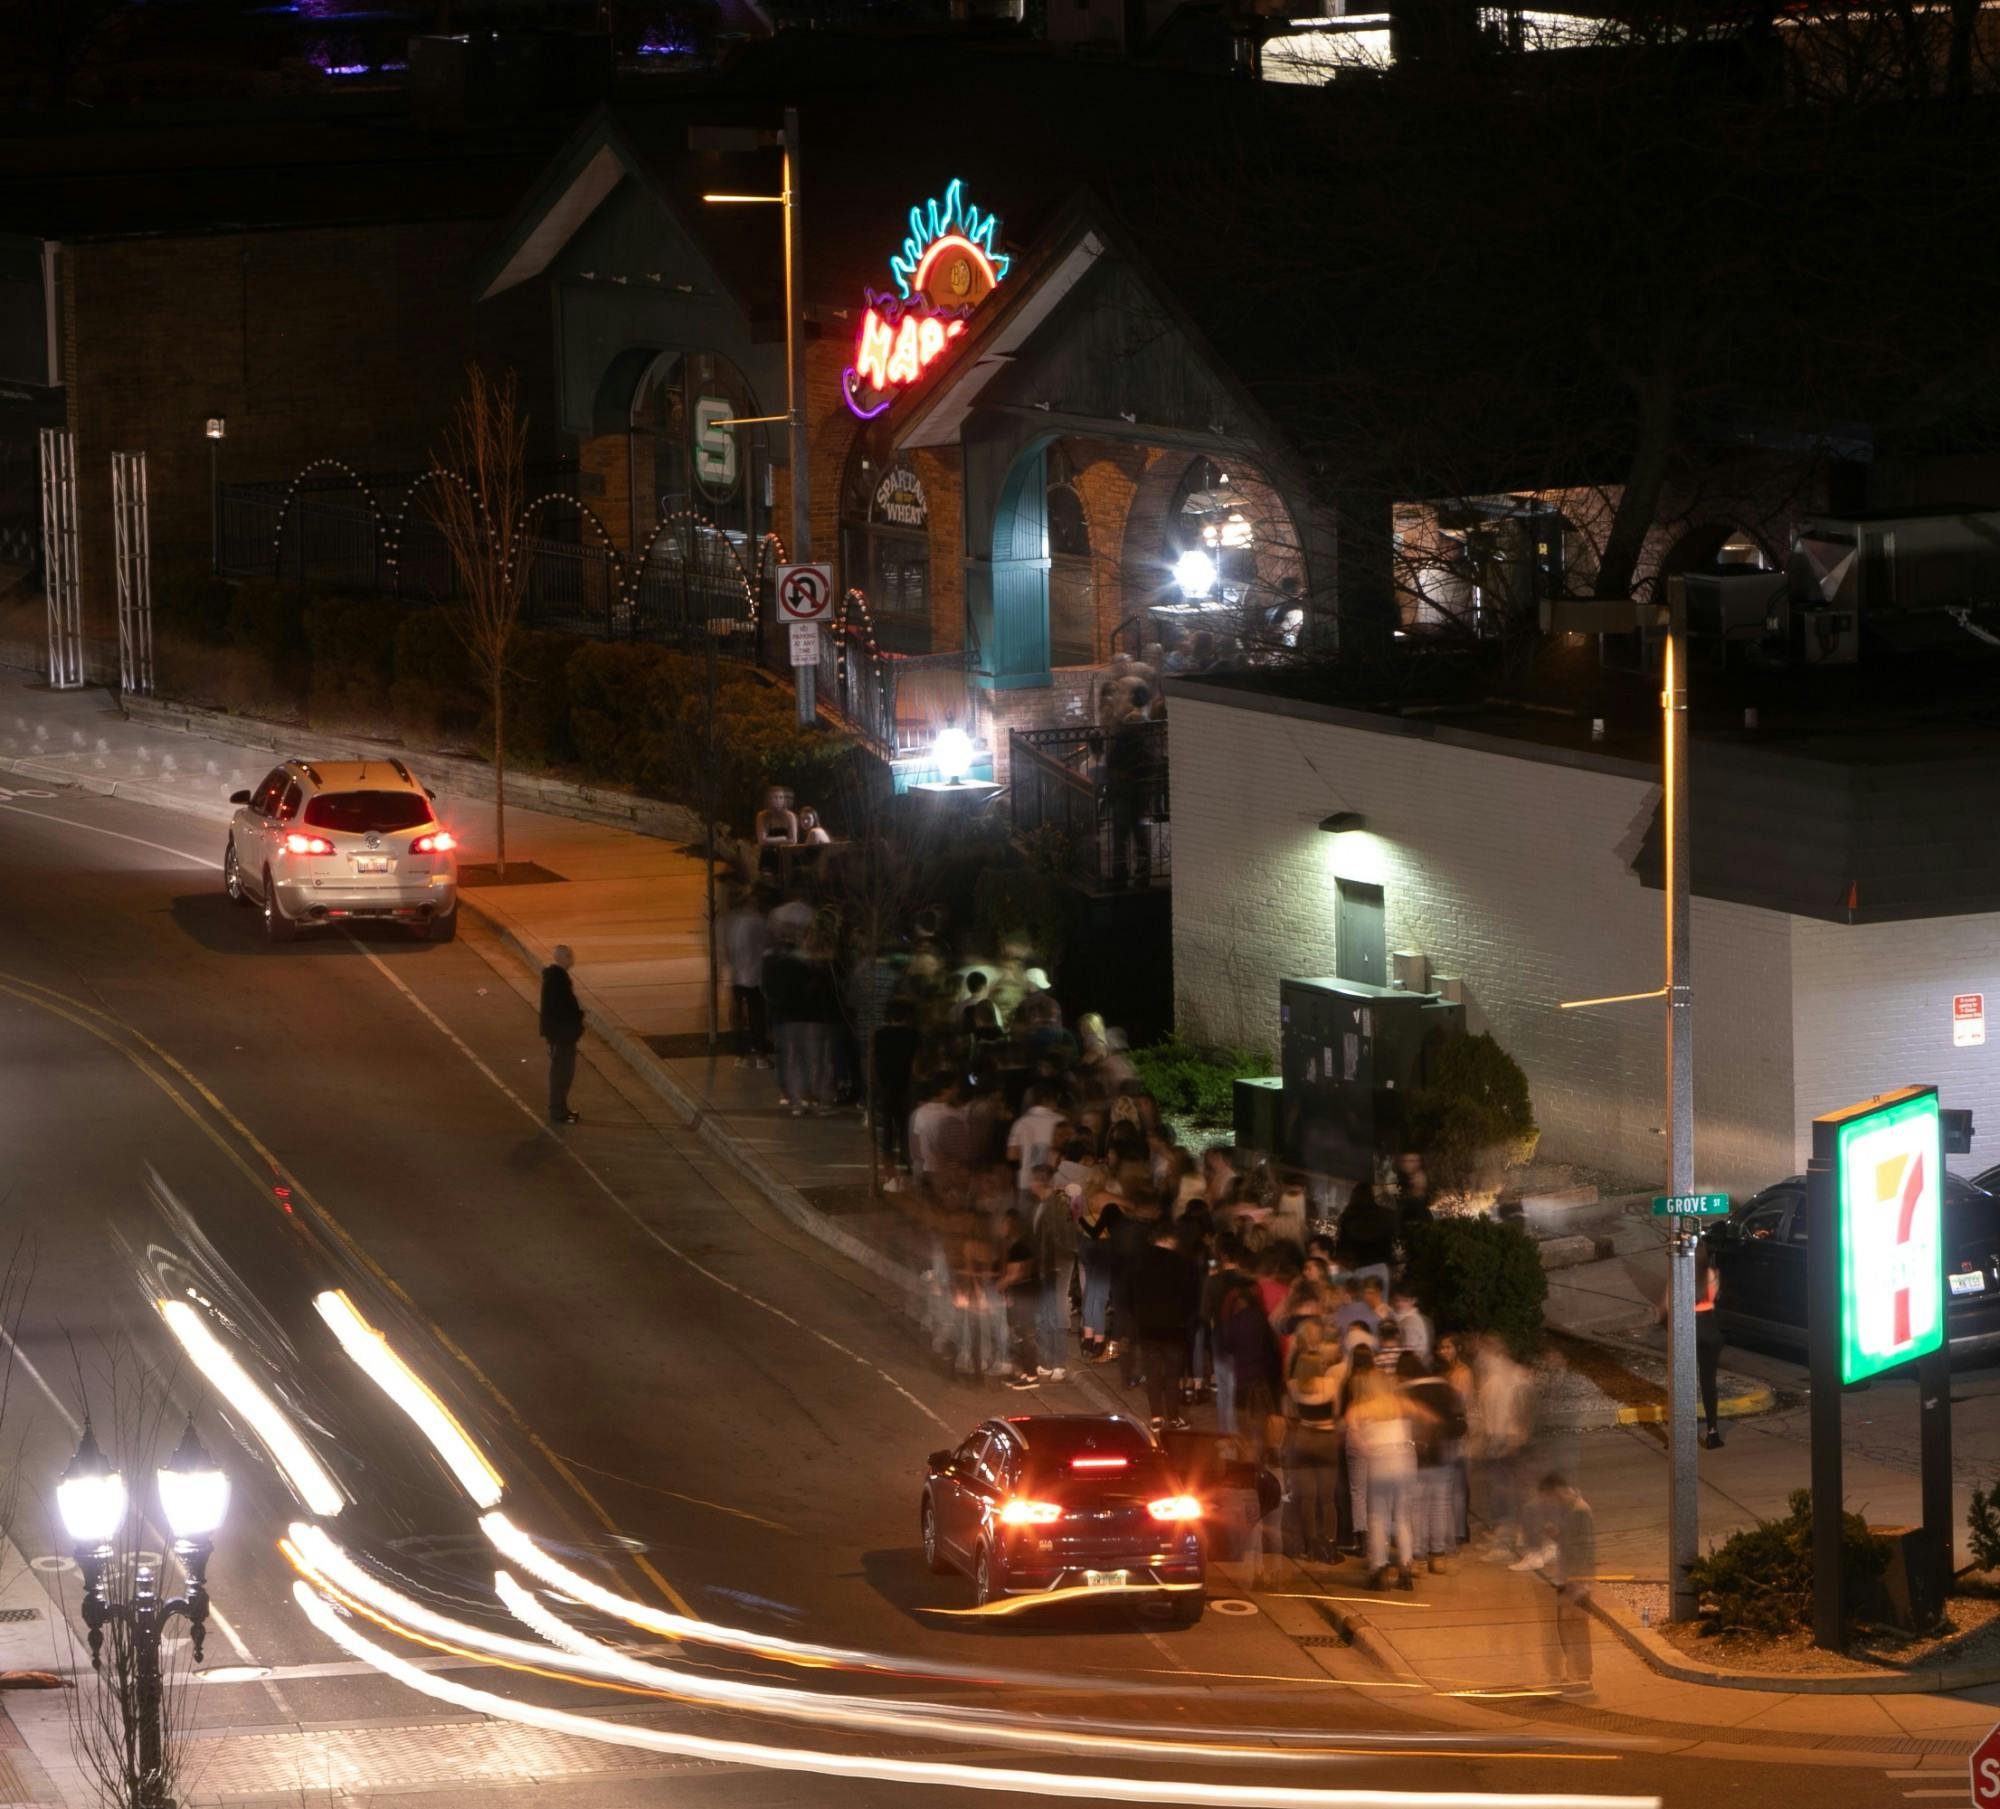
left=1009, top=720, right=1169, bottom=890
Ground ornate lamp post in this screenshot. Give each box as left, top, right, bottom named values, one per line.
left=57, top=1418, right=230, bottom=1809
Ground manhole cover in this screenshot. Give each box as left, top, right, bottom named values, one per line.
left=1210, top=1597, right=1260, bottom=1616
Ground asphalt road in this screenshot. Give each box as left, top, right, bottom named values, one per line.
left=0, top=784, right=1960, bottom=1809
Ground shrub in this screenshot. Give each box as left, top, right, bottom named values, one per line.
left=1688, top=1489, right=1889, bottom=1640
left=153, top=571, right=236, bottom=645
left=306, top=596, right=405, bottom=730
left=1128, top=1038, right=1266, bottom=1127
left=500, top=629, right=584, bottom=769
left=390, top=607, right=479, bottom=746
left=226, top=580, right=311, bottom=683
left=1969, top=1484, right=2000, bottom=1573
left=1402, top=1214, right=1547, bottom=1355
left=1406, top=1031, right=1540, bottom=1197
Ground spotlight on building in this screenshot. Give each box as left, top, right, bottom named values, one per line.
left=1318, top=811, right=1367, bottom=834
left=1174, top=549, right=1216, bottom=599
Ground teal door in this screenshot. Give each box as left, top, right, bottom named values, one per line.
left=985, top=445, right=1051, bottom=688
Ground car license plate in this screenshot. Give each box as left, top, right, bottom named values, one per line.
left=1082, top=1570, right=1128, bottom=1590
left=353, top=856, right=390, bottom=874
left=1951, top=1270, right=1988, bottom=1296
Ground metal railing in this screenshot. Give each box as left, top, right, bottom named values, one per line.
left=1009, top=720, right=1169, bottom=890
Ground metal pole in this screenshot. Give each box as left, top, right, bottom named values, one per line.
left=782, top=105, right=815, bottom=728
left=209, top=437, right=220, bottom=576
left=113, top=452, right=134, bottom=694
left=1919, top=1337, right=1954, bottom=1614
left=1663, top=578, right=1700, bottom=1623
left=1808, top=1144, right=1843, bottom=1649
left=133, top=1563, right=166, bottom=1809
left=706, top=624, right=720, bottom=1052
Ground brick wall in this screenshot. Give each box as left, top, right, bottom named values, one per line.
left=63, top=222, right=551, bottom=637
left=912, top=445, right=964, bottom=653
left=1791, top=915, right=2000, bottom=1176
left=1167, top=693, right=1801, bottom=1189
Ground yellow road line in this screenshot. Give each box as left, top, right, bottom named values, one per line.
left=0, top=969, right=698, bottom=1621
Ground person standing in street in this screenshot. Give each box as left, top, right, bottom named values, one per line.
left=539, top=945, right=584, bottom=1126
left=1538, top=1473, right=1598, bottom=1696
left=1129, top=1221, right=1197, bottom=1431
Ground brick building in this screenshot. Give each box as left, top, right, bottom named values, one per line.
left=1165, top=675, right=2000, bottom=1191
left=0, top=105, right=574, bottom=672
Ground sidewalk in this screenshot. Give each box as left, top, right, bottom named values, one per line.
left=9, top=669, right=2000, bottom=1756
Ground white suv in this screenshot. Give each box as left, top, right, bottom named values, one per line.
left=224, top=758, right=459, bottom=943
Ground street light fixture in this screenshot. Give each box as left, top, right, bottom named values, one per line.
left=59, top=1417, right=228, bottom=1809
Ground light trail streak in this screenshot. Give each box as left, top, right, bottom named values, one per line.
left=156, top=1299, right=344, bottom=1516
left=295, top=1525, right=1560, bottom=1768
left=312, top=1290, right=503, bottom=1508
left=294, top=1581, right=1659, bottom=1809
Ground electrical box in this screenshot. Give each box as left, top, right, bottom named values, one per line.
left=1279, top=977, right=1464, bottom=1182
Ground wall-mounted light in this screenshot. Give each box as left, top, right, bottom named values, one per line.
left=1319, top=811, right=1367, bottom=834
left=1174, top=549, right=1216, bottom=599
left=205, top=417, right=227, bottom=440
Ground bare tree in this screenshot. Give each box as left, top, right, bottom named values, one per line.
left=426, top=366, right=537, bottom=878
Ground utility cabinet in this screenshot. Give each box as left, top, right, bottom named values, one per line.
left=1279, top=976, right=1464, bottom=1180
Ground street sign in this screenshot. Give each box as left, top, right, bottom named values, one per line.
left=1956, top=993, right=1986, bottom=1048
left=1651, top=1193, right=1729, bottom=1217
left=1831, top=1086, right=1944, bottom=1386
left=1973, top=1721, right=2000, bottom=1809
left=776, top=563, right=833, bottom=622
left=788, top=621, right=820, bottom=667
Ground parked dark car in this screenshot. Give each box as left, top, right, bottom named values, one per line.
left=1709, top=1171, right=2000, bottom=1358
left=919, top=1413, right=1205, bottom=1623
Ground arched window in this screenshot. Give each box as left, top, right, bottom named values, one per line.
left=1047, top=444, right=1094, bottom=666
left=629, top=352, right=766, bottom=551
left=841, top=450, right=933, bottom=655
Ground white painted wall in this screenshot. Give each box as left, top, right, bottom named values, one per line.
left=1791, top=915, right=2000, bottom=1179
left=1169, top=694, right=1799, bottom=1191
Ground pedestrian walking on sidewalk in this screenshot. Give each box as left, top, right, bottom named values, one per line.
left=1348, top=1364, right=1418, bottom=1589
left=1536, top=1473, right=1597, bottom=1694
left=1660, top=1244, right=1727, bottom=1448
left=719, top=888, right=771, bottom=1065
left=1028, top=1165, right=1077, bottom=1380
left=539, top=945, right=584, bottom=1127
left=871, top=998, right=921, bottom=1186
left=1283, top=1315, right=1344, bottom=1562
left=1400, top=1350, right=1461, bottom=1572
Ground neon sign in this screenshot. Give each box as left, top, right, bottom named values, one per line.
left=842, top=179, right=1009, bottom=421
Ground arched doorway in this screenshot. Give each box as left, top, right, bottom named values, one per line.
left=627, top=351, right=769, bottom=554
left=1046, top=444, right=1094, bottom=666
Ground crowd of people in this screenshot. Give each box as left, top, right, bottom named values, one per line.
left=712, top=836, right=1590, bottom=1669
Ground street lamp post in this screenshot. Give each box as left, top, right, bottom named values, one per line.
left=58, top=1418, right=231, bottom=1809
left=693, top=109, right=814, bottom=727
left=1547, top=577, right=1698, bottom=1620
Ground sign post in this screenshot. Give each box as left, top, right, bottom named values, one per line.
left=1808, top=1084, right=1948, bottom=1650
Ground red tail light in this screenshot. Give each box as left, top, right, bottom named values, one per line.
left=283, top=832, right=335, bottom=856
left=411, top=830, right=457, bottom=855
left=998, top=1499, right=1063, bottom=1526
left=1146, top=1495, right=1202, bottom=1523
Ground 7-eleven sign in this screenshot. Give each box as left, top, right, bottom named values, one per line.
left=1834, top=1088, right=1945, bottom=1385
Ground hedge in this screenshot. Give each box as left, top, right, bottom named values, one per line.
left=145, top=576, right=851, bottom=832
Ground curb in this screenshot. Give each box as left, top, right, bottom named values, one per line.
left=1584, top=1587, right=2000, bottom=1695
left=119, top=693, right=705, bottom=845
left=0, top=754, right=238, bottom=825
left=1603, top=1381, right=1773, bottom=1428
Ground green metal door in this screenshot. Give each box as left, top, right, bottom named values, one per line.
left=986, top=445, right=1051, bottom=688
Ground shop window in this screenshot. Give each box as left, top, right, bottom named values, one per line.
left=841, top=456, right=933, bottom=655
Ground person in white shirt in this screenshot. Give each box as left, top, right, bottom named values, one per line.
left=909, top=1079, right=968, bottom=1191
left=1006, top=1087, right=1068, bottom=1196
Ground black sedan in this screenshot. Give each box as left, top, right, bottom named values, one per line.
left=1709, top=1170, right=2000, bottom=1358
left=920, top=1413, right=1205, bottom=1623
